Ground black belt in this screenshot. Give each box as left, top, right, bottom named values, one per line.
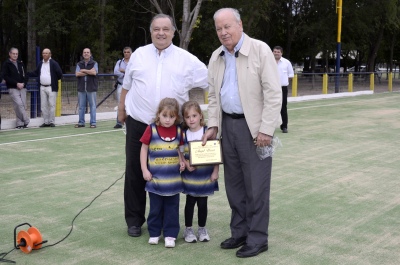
left=41, top=84, right=51, bottom=87
left=223, top=111, right=245, bottom=119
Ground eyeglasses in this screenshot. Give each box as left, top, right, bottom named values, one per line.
left=124, top=52, right=131, bottom=53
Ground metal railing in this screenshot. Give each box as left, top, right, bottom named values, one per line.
left=1, top=72, right=399, bottom=121
left=0, top=74, right=118, bottom=120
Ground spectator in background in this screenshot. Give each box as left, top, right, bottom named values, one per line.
left=204, top=8, right=282, bottom=258
left=113, top=46, right=132, bottom=129
left=273, top=46, right=294, bottom=133
left=2, top=47, right=30, bottom=129
left=75, top=48, right=98, bottom=128
left=28, top=48, right=63, bottom=127
left=117, top=14, right=208, bottom=238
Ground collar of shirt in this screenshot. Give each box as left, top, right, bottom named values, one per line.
left=222, top=33, right=244, bottom=55
left=42, top=58, right=51, bottom=65
left=152, top=43, right=174, bottom=58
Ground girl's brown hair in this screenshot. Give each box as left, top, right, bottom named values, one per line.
left=181, top=100, right=205, bottom=130
left=154, top=97, right=181, bottom=126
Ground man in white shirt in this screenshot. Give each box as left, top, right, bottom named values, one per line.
left=28, top=48, right=63, bottom=127
left=117, top=14, right=208, bottom=238
left=113, top=47, right=132, bottom=129
left=273, top=46, right=294, bottom=133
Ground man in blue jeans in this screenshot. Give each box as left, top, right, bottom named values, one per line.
left=75, top=48, right=98, bottom=128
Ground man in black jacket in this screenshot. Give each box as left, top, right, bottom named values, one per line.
left=75, top=48, right=98, bottom=128
left=2, top=47, right=29, bottom=129
left=28, top=48, right=63, bottom=127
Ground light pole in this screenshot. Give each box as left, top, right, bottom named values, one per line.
left=139, top=27, right=147, bottom=45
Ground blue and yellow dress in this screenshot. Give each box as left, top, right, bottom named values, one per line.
left=145, top=123, right=183, bottom=196
left=181, top=126, right=219, bottom=196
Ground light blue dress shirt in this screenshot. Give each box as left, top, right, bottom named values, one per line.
left=220, top=33, right=244, bottom=114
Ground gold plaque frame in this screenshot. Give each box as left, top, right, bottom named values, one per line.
left=189, top=140, right=223, bottom=166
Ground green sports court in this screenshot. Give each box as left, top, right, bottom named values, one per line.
left=1, top=92, right=399, bottom=265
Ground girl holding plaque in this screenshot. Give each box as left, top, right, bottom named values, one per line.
left=140, top=97, right=185, bottom=248
left=180, top=101, right=219, bottom=243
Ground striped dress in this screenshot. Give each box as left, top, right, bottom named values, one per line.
left=145, top=123, right=183, bottom=196
left=181, top=126, right=219, bottom=196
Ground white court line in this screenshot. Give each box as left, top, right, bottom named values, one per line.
left=0, top=129, right=122, bottom=146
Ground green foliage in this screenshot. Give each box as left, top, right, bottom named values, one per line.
left=1, top=0, right=400, bottom=71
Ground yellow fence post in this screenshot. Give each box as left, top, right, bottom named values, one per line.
left=370, top=73, right=374, bottom=91
left=348, top=73, right=353, bottom=92
left=292, top=74, right=298, bottom=97
left=204, top=91, right=209, bottom=104
left=388, top=72, right=393, bottom=92
left=55, top=79, right=62, bottom=117
left=322, top=73, right=328, bottom=94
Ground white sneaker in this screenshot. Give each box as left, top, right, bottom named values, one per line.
left=165, top=237, right=176, bottom=248
left=198, top=227, right=210, bottom=242
left=183, top=227, right=197, bottom=243
left=148, top=237, right=159, bottom=245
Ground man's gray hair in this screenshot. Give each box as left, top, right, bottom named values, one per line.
left=150, top=14, right=176, bottom=32
left=213, top=8, right=241, bottom=22
left=123, top=46, right=132, bottom=52
left=9, top=47, right=18, bottom=53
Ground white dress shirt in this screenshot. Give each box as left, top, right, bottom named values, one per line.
left=276, top=57, right=294, bottom=86
left=40, top=59, right=51, bottom=85
left=114, top=58, right=129, bottom=85
left=123, top=43, right=208, bottom=124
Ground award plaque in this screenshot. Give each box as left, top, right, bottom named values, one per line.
left=189, top=140, right=223, bottom=166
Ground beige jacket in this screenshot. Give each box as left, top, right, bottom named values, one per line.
left=207, top=34, right=282, bottom=138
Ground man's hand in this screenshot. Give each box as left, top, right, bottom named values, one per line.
left=201, top=127, right=218, bottom=146
left=254, top=132, right=272, bottom=147
left=118, top=107, right=127, bottom=125
left=117, top=89, right=128, bottom=125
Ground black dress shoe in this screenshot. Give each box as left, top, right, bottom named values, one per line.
left=49, top=123, right=55, bottom=127
left=236, top=243, right=268, bottom=258
left=40, top=123, right=49, bottom=127
left=220, top=237, right=247, bottom=249
left=114, top=124, right=123, bottom=129
left=282, top=128, right=288, bottom=133
left=127, top=226, right=141, bottom=237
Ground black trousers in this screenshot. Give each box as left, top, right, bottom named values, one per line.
left=124, top=116, right=148, bottom=228
left=280, top=86, right=288, bottom=129
left=184, top=195, right=208, bottom=227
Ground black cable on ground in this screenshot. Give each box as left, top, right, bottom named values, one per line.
left=0, top=172, right=125, bottom=263
left=0, top=248, right=16, bottom=263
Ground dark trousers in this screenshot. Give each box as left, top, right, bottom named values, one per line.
left=184, top=195, right=208, bottom=227
left=221, top=113, right=272, bottom=245
left=124, top=116, right=148, bottom=228
left=147, top=192, right=180, bottom=238
left=280, top=86, right=288, bottom=129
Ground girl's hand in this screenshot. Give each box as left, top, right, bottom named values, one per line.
left=179, top=161, right=185, bottom=172
left=142, top=169, right=152, bottom=181
left=187, top=165, right=196, bottom=172
left=210, top=171, right=219, bottom=182
left=184, top=160, right=196, bottom=172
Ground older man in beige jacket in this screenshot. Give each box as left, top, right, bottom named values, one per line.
left=203, top=7, right=282, bottom=258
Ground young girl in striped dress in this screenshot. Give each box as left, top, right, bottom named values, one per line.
left=140, top=97, right=185, bottom=248
left=180, top=100, right=219, bottom=243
